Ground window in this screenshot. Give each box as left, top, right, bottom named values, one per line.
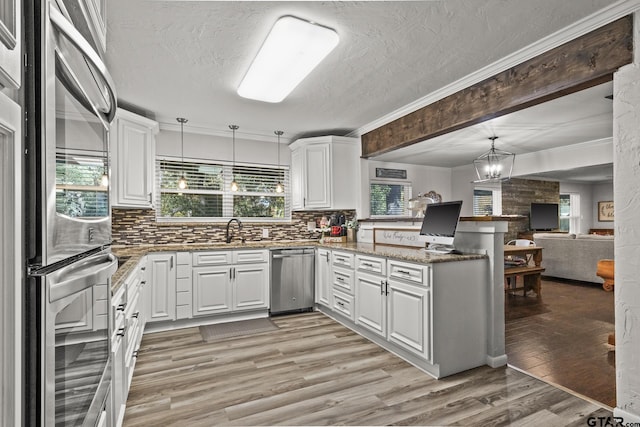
left=157, top=158, right=289, bottom=221
left=370, top=182, right=411, bottom=217
left=559, top=193, right=580, bottom=233
left=473, top=186, right=502, bottom=216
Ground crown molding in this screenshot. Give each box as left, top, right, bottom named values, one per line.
left=350, top=0, right=640, bottom=138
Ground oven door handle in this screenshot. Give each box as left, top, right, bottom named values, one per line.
left=49, top=5, right=118, bottom=125
left=49, top=253, right=118, bottom=303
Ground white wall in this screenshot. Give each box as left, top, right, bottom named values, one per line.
left=592, top=182, right=615, bottom=229
left=559, top=182, right=593, bottom=234
left=156, top=129, right=291, bottom=167
left=359, top=159, right=452, bottom=218
left=451, top=164, right=477, bottom=216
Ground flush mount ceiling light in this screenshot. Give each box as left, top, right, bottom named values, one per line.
left=177, top=117, right=188, bottom=190
left=229, top=124, right=239, bottom=192
left=473, top=136, right=515, bottom=183
left=274, top=130, right=284, bottom=193
left=237, top=15, right=340, bottom=103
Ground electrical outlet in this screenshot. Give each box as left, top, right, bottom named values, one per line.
left=262, top=228, right=269, bottom=238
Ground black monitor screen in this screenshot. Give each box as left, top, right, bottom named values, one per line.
left=530, top=203, right=559, bottom=230
left=419, top=201, right=463, bottom=237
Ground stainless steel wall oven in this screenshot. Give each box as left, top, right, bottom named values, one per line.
left=25, top=0, right=118, bottom=425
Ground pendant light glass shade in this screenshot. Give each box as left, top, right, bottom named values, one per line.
left=100, top=168, right=109, bottom=187
left=177, top=117, right=188, bottom=189
left=473, top=136, right=515, bottom=183
left=229, top=125, right=239, bottom=191
left=274, top=130, right=284, bottom=193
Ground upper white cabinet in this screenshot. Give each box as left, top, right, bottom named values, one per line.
left=289, top=136, right=359, bottom=210
left=110, top=109, right=159, bottom=209
left=0, top=0, right=21, bottom=88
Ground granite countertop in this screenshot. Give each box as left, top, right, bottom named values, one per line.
left=111, top=239, right=486, bottom=293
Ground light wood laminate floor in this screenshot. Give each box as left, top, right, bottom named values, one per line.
left=123, top=312, right=611, bottom=426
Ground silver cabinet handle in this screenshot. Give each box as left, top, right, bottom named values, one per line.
left=362, top=262, right=373, bottom=268
left=336, top=276, right=345, bottom=282
left=385, top=280, right=389, bottom=296
left=397, top=269, right=411, bottom=275
left=170, top=256, right=173, bottom=270
left=116, top=303, right=126, bottom=311
left=117, top=327, right=126, bottom=337
left=132, top=312, right=139, bottom=319
left=380, top=280, right=385, bottom=295
left=148, top=192, right=153, bottom=204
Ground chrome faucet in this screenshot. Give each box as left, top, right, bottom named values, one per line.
left=225, top=218, right=244, bottom=243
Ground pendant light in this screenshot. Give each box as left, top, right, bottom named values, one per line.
left=274, top=130, right=284, bottom=193
left=229, top=125, right=239, bottom=192
left=176, top=117, right=188, bottom=190
left=100, top=161, right=109, bottom=187
left=473, top=136, right=515, bottom=183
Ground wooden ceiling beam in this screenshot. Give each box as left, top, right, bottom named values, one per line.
left=361, top=16, right=633, bottom=158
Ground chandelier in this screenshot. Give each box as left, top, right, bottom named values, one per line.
left=473, top=136, right=515, bottom=182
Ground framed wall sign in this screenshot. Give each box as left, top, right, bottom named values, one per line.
left=598, top=201, right=614, bottom=222
left=373, top=227, right=424, bottom=248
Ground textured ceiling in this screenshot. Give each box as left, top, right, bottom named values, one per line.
left=105, top=0, right=617, bottom=146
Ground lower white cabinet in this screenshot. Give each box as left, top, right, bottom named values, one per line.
left=316, top=248, right=331, bottom=307
left=192, top=262, right=268, bottom=317
left=386, top=278, right=431, bottom=361
left=147, top=253, right=177, bottom=323
left=111, top=286, right=126, bottom=426
left=355, top=271, right=386, bottom=337
left=193, top=266, right=232, bottom=316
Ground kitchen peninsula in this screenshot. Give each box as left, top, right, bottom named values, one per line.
left=111, top=238, right=490, bottom=388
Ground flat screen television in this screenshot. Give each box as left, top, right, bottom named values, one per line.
left=419, top=200, right=463, bottom=252
left=530, top=202, right=559, bottom=231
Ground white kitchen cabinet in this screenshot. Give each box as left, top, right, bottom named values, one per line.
left=386, top=277, right=431, bottom=361
left=147, top=253, right=176, bottom=323
left=110, top=109, right=158, bottom=209
left=315, top=248, right=331, bottom=307
left=110, top=285, right=126, bottom=427
left=193, top=266, right=233, bottom=316
left=289, top=136, right=359, bottom=210
left=355, top=271, right=386, bottom=337
left=176, top=252, right=192, bottom=319
left=0, top=0, right=21, bottom=89
left=192, top=250, right=269, bottom=317
left=234, top=264, right=269, bottom=310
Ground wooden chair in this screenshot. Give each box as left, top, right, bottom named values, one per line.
left=596, top=259, right=615, bottom=350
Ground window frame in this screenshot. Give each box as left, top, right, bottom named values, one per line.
left=559, top=193, right=580, bottom=234
left=473, top=185, right=502, bottom=216
left=156, top=156, right=291, bottom=223
left=369, top=180, right=412, bottom=218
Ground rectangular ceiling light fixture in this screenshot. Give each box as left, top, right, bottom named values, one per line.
left=237, top=15, right=339, bottom=103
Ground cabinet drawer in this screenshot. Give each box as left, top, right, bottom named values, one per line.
left=176, top=265, right=191, bottom=279
left=176, top=305, right=192, bottom=320
left=332, top=251, right=354, bottom=268
left=331, top=289, right=354, bottom=321
left=176, top=252, right=191, bottom=265
left=176, top=277, right=191, bottom=292
left=355, top=255, right=386, bottom=276
left=388, top=260, right=426, bottom=285
left=233, top=250, right=268, bottom=264
left=176, top=291, right=191, bottom=306
left=332, top=267, right=354, bottom=295
left=193, top=251, right=232, bottom=266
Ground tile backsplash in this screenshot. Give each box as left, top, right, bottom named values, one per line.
left=111, top=209, right=356, bottom=246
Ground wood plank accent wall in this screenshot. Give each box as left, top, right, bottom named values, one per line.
left=501, top=178, right=560, bottom=242
left=361, top=16, right=633, bottom=158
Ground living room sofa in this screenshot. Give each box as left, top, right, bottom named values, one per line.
left=532, top=233, right=614, bottom=283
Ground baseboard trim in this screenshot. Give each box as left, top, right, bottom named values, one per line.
left=486, top=354, right=508, bottom=368
left=614, top=407, right=640, bottom=423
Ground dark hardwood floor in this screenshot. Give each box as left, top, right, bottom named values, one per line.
left=505, top=277, right=616, bottom=408
left=123, top=311, right=611, bottom=426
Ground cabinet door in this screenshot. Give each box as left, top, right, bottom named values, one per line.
left=387, top=279, right=431, bottom=362
left=110, top=331, right=126, bottom=427
left=233, top=264, right=268, bottom=311
left=147, top=253, right=176, bottom=323
left=111, top=111, right=157, bottom=208
left=316, top=249, right=331, bottom=307
left=355, top=273, right=386, bottom=337
left=0, top=0, right=21, bottom=89
left=192, top=266, right=232, bottom=316
left=304, top=144, right=331, bottom=208
left=290, top=148, right=304, bottom=210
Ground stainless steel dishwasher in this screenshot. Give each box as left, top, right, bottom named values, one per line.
left=270, top=248, right=315, bottom=315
